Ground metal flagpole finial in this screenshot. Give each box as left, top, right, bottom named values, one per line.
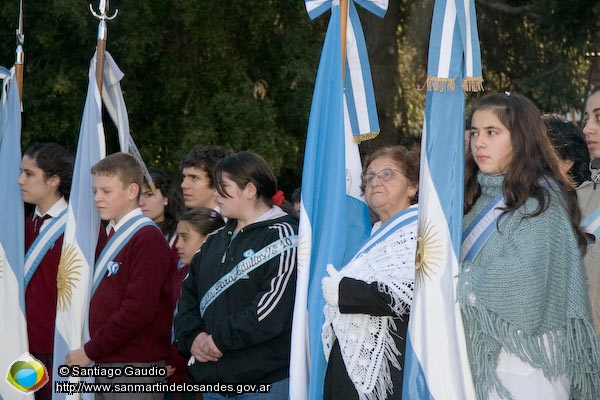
left=16, top=0, right=24, bottom=51
left=89, top=0, right=118, bottom=41
left=15, top=0, right=25, bottom=102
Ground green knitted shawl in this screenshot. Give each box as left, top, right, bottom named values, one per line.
left=458, top=172, right=600, bottom=400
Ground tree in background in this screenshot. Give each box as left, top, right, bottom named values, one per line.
left=0, top=0, right=599, bottom=193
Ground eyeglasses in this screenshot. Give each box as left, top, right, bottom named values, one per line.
left=361, top=168, right=402, bottom=187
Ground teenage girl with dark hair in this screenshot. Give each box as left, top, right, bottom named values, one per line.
left=167, top=207, right=225, bottom=400
left=18, top=142, right=73, bottom=400
left=459, top=92, right=600, bottom=399
left=175, top=151, right=299, bottom=400
left=139, top=168, right=186, bottom=265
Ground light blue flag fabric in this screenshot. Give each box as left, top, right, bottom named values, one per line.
left=289, top=1, right=386, bottom=399
left=0, top=66, right=28, bottom=400
left=52, top=53, right=105, bottom=400
left=402, top=0, right=481, bottom=398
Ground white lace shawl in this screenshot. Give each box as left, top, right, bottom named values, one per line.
left=322, top=208, right=417, bottom=400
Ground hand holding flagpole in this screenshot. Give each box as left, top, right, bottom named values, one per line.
left=89, top=0, right=118, bottom=96
left=15, top=0, right=24, bottom=102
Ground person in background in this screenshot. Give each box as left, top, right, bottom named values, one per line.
left=65, top=152, right=174, bottom=400
left=321, top=145, right=419, bottom=400
left=291, top=187, right=301, bottom=216
left=460, top=92, right=600, bottom=399
left=175, top=151, right=298, bottom=399
left=180, top=145, right=231, bottom=210
left=580, top=85, right=600, bottom=340
left=19, top=142, right=73, bottom=400
left=139, top=168, right=186, bottom=265
left=542, top=113, right=590, bottom=186
left=166, top=207, right=225, bottom=400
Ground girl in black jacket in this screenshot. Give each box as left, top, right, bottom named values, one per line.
left=175, top=151, right=298, bottom=399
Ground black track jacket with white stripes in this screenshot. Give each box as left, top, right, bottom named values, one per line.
left=175, top=213, right=298, bottom=385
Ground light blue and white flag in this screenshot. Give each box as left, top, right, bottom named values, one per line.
left=52, top=52, right=106, bottom=400
left=289, top=1, right=386, bottom=399
left=0, top=66, right=27, bottom=400
left=101, top=51, right=153, bottom=189
left=51, top=49, right=144, bottom=400
left=402, top=0, right=482, bottom=398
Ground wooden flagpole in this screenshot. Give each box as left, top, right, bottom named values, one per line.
left=90, top=0, right=118, bottom=97
left=15, top=0, right=24, bottom=102
left=340, top=0, right=348, bottom=80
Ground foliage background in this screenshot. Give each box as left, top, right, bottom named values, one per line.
left=1, top=0, right=599, bottom=194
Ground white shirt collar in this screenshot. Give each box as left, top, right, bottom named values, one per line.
left=35, top=197, right=68, bottom=218
left=106, top=207, right=143, bottom=235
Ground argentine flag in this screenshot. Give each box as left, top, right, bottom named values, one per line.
left=402, top=0, right=482, bottom=399
left=52, top=53, right=105, bottom=400
left=52, top=50, right=146, bottom=400
left=0, top=66, right=27, bottom=400
left=289, top=1, right=386, bottom=399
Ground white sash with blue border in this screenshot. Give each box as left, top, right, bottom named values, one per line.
left=582, top=206, right=600, bottom=241
left=461, top=194, right=507, bottom=262
left=351, top=204, right=418, bottom=262
left=24, top=209, right=68, bottom=288
left=199, top=235, right=299, bottom=317
left=92, top=214, right=157, bottom=295
left=461, top=180, right=560, bottom=262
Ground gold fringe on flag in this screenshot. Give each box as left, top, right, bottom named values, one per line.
left=352, top=131, right=379, bottom=144
left=462, top=77, right=484, bottom=92
left=426, top=77, right=455, bottom=92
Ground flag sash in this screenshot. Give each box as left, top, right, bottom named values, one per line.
left=200, top=235, right=299, bottom=317
left=24, top=209, right=68, bottom=288
left=351, top=204, right=418, bottom=260
left=92, top=215, right=155, bottom=295
left=582, top=206, right=600, bottom=239
left=460, top=194, right=506, bottom=262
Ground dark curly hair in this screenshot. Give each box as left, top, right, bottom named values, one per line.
left=181, top=145, right=232, bottom=188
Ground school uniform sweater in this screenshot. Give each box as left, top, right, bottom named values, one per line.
left=85, top=224, right=174, bottom=363
left=175, top=212, right=298, bottom=384
left=25, top=218, right=63, bottom=354
left=25, top=199, right=68, bottom=354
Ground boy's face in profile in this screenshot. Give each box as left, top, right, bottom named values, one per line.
left=93, top=173, right=139, bottom=224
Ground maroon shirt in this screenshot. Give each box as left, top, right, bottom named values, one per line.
left=85, top=225, right=175, bottom=363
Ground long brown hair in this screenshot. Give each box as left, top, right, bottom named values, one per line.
left=465, top=93, right=587, bottom=252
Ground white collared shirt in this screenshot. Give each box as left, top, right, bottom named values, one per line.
left=34, top=197, right=68, bottom=231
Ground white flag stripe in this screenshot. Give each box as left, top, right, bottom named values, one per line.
left=438, top=0, right=456, bottom=78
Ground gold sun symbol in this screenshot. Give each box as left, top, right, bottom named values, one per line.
left=296, top=232, right=312, bottom=273
left=415, top=218, right=443, bottom=283
left=57, top=244, right=82, bottom=312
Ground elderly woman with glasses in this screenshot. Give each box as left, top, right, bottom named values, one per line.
left=321, top=145, right=420, bottom=400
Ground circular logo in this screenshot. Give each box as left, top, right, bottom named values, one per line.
left=5, top=353, right=49, bottom=394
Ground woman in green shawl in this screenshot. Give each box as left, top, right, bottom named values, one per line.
left=459, top=92, right=600, bottom=399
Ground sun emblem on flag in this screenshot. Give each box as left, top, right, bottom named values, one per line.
left=415, top=218, right=442, bottom=283
left=296, top=231, right=311, bottom=273
left=57, top=244, right=82, bottom=311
